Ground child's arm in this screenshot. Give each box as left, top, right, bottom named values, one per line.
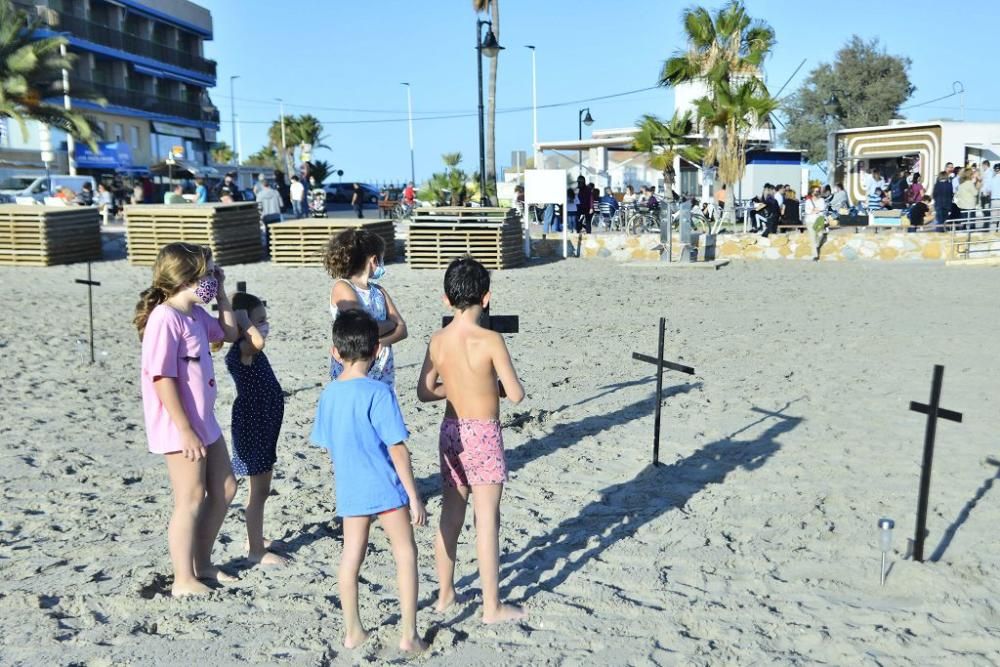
left=214, top=269, right=239, bottom=343
left=152, top=378, right=207, bottom=460
left=388, top=444, right=426, bottom=526
left=491, top=333, right=524, bottom=404
left=234, top=310, right=264, bottom=358
left=378, top=288, right=408, bottom=346
left=416, top=344, right=446, bottom=403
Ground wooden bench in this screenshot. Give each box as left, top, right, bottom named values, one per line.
left=407, top=207, right=524, bottom=270
left=269, top=219, right=396, bottom=266
left=0, top=205, right=102, bottom=266
left=124, top=202, right=263, bottom=266
left=378, top=200, right=398, bottom=219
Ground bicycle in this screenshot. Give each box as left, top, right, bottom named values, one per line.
left=624, top=205, right=660, bottom=235
left=392, top=200, right=416, bottom=220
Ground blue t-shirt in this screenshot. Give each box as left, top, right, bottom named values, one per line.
left=310, top=377, right=410, bottom=517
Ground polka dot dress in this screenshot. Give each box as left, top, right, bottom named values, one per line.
left=226, top=339, right=284, bottom=477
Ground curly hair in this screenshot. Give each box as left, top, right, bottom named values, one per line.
left=323, top=228, right=386, bottom=279
left=133, top=243, right=211, bottom=340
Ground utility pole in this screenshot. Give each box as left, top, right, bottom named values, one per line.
left=60, top=43, right=76, bottom=175
left=229, top=75, right=240, bottom=167
left=526, top=45, right=538, bottom=167
left=277, top=98, right=291, bottom=177
left=402, top=83, right=415, bottom=185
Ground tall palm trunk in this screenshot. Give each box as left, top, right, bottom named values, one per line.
left=485, top=0, right=500, bottom=205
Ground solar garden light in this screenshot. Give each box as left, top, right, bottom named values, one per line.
left=878, top=517, right=895, bottom=586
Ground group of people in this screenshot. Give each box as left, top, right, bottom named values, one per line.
left=135, top=235, right=525, bottom=653
left=539, top=176, right=662, bottom=235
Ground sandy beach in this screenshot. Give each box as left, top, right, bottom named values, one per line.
left=1, top=255, right=998, bottom=665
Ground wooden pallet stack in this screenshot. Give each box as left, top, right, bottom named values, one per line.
left=124, top=203, right=263, bottom=266
left=406, top=207, right=524, bottom=270
left=269, top=219, right=396, bottom=266
left=0, top=205, right=102, bottom=266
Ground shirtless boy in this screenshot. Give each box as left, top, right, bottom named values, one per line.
left=417, top=257, right=527, bottom=624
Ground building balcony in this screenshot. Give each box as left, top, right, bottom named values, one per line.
left=40, top=12, right=217, bottom=79
left=92, top=83, right=219, bottom=124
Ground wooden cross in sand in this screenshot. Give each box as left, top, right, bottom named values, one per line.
left=633, top=317, right=696, bottom=466
left=442, top=305, right=519, bottom=333
left=909, top=364, right=964, bottom=563
left=74, top=262, right=100, bottom=364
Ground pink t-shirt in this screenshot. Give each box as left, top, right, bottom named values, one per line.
left=141, top=304, right=224, bottom=454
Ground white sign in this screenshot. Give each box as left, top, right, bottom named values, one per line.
left=524, top=168, right=566, bottom=204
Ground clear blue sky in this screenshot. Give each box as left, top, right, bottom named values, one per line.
left=200, top=0, right=1000, bottom=184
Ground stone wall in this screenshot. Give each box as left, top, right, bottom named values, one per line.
left=718, top=231, right=1000, bottom=262
left=579, top=234, right=667, bottom=262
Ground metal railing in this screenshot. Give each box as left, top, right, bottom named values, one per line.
left=947, top=210, right=1000, bottom=261
left=36, top=11, right=217, bottom=78
left=97, top=84, right=218, bottom=123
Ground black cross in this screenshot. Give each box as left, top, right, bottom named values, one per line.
left=74, top=262, right=100, bottom=364
left=213, top=280, right=266, bottom=311
left=442, top=305, right=519, bottom=333
left=909, top=364, right=964, bottom=563
left=633, top=317, right=696, bottom=466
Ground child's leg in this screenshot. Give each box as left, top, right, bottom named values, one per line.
left=340, top=516, right=371, bottom=649
left=434, top=484, right=469, bottom=611
left=193, top=437, right=238, bottom=580
left=378, top=508, right=428, bottom=653
left=245, top=471, right=288, bottom=566
left=471, top=484, right=526, bottom=624
left=164, top=453, right=210, bottom=596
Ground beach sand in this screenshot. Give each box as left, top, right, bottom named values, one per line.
left=1, top=256, right=998, bottom=665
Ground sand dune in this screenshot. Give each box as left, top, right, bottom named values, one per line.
left=1, top=257, right=998, bottom=665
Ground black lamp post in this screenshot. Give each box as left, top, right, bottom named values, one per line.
left=477, top=19, right=503, bottom=206
left=578, top=107, right=594, bottom=178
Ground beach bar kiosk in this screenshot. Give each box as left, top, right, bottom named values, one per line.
left=832, top=121, right=1000, bottom=204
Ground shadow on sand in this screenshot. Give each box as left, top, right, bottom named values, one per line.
left=929, top=458, right=1000, bottom=562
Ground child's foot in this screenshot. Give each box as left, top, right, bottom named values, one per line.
left=435, top=588, right=458, bottom=613
left=482, top=603, right=526, bottom=624
left=399, top=635, right=429, bottom=653
left=248, top=550, right=289, bottom=567
left=343, top=627, right=369, bottom=650
left=171, top=578, right=212, bottom=597
left=245, top=538, right=286, bottom=552
left=194, top=564, right=239, bottom=583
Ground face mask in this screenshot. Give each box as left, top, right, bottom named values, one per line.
left=256, top=323, right=270, bottom=338
left=193, top=275, right=218, bottom=304
left=371, top=262, right=386, bottom=281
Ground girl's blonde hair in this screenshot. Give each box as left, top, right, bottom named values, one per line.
left=134, top=242, right=212, bottom=340
left=323, top=228, right=385, bottom=279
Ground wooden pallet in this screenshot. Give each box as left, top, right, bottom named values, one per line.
left=407, top=209, right=524, bottom=269
left=0, top=205, right=102, bottom=266
left=269, top=219, right=396, bottom=266
left=124, top=203, right=264, bottom=266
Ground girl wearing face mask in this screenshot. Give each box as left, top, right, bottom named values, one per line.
left=324, top=228, right=408, bottom=387
left=133, top=242, right=240, bottom=596
left=224, top=291, right=289, bottom=567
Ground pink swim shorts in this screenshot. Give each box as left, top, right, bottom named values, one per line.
left=439, top=418, right=508, bottom=488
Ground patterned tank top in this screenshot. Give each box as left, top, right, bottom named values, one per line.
left=329, top=279, right=395, bottom=387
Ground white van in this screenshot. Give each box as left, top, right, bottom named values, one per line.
left=0, top=175, right=96, bottom=203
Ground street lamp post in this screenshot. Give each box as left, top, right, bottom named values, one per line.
left=276, top=98, right=291, bottom=178
left=401, top=82, right=415, bottom=186
left=229, top=75, right=240, bottom=168
left=525, top=46, right=538, bottom=168
left=476, top=19, right=503, bottom=206
left=578, top=107, right=594, bottom=178
left=60, top=43, right=76, bottom=176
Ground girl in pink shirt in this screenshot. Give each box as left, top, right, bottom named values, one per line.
left=134, top=242, right=240, bottom=597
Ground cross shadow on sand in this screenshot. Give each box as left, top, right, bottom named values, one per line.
left=430, top=403, right=801, bottom=629
left=929, top=458, right=1000, bottom=562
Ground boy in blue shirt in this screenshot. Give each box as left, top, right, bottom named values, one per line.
left=311, top=310, right=427, bottom=653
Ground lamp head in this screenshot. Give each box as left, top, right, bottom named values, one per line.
left=582, top=109, right=594, bottom=126
left=481, top=28, right=503, bottom=58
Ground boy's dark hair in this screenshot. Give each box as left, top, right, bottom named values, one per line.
left=332, top=309, right=379, bottom=362
left=231, top=291, right=264, bottom=313
left=444, top=256, right=490, bottom=310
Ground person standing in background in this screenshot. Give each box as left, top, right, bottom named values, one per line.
left=289, top=176, right=305, bottom=218
left=932, top=172, right=954, bottom=226
left=352, top=183, right=364, bottom=219
left=195, top=178, right=208, bottom=204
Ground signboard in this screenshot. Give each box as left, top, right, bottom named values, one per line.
left=75, top=141, right=133, bottom=170
left=171, top=145, right=185, bottom=159
left=524, top=168, right=566, bottom=204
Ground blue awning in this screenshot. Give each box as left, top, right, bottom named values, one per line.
left=75, top=141, right=133, bottom=170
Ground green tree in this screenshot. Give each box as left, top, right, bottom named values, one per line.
left=0, top=0, right=100, bottom=147
left=243, top=145, right=281, bottom=170
left=267, top=114, right=331, bottom=172
left=209, top=141, right=233, bottom=164
left=782, top=36, right=914, bottom=165
left=633, top=111, right=705, bottom=196
left=309, top=159, right=333, bottom=184
left=419, top=152, right=479, bottom=206
left=660, top=0, right=777, bottom=223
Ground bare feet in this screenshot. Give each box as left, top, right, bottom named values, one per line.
left=435, top=588, right=457, bottom=613
left=482, top=603, right=526, bottom=624
left=343, top=627, right=369, bottom=650
left=399, top=635, right=429, bottom=653
left=171, top=578, right=212, bottom=597
left=194, top=564, right=239, bottom=583
left=248, top=550, right=289, bottom=567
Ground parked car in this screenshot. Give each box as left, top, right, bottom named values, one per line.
left=0, top=174, right=97, bottom=203
left=322, top=182, right=379, bottom=204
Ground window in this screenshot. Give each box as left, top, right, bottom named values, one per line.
left=113, top=123, right=124, bottom=141
left=97, top=121, right=107, bottom=139
left=129, top=125, right=139, bottom=149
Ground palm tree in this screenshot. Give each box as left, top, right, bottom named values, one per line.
left=0, top=0, right=99, bottom=147
left=632, top=111, right=705, bottom=198
left=243, top=145, right=281, bottom=170
left=267, top=114, right=331, bottom=173
left=659, top=0, right=777, bottom=223
left=209, top=141, right=233, bottom=164
left=473, top=0, right=499, bottom=204
left=309, top=159, right=333, bottom=184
